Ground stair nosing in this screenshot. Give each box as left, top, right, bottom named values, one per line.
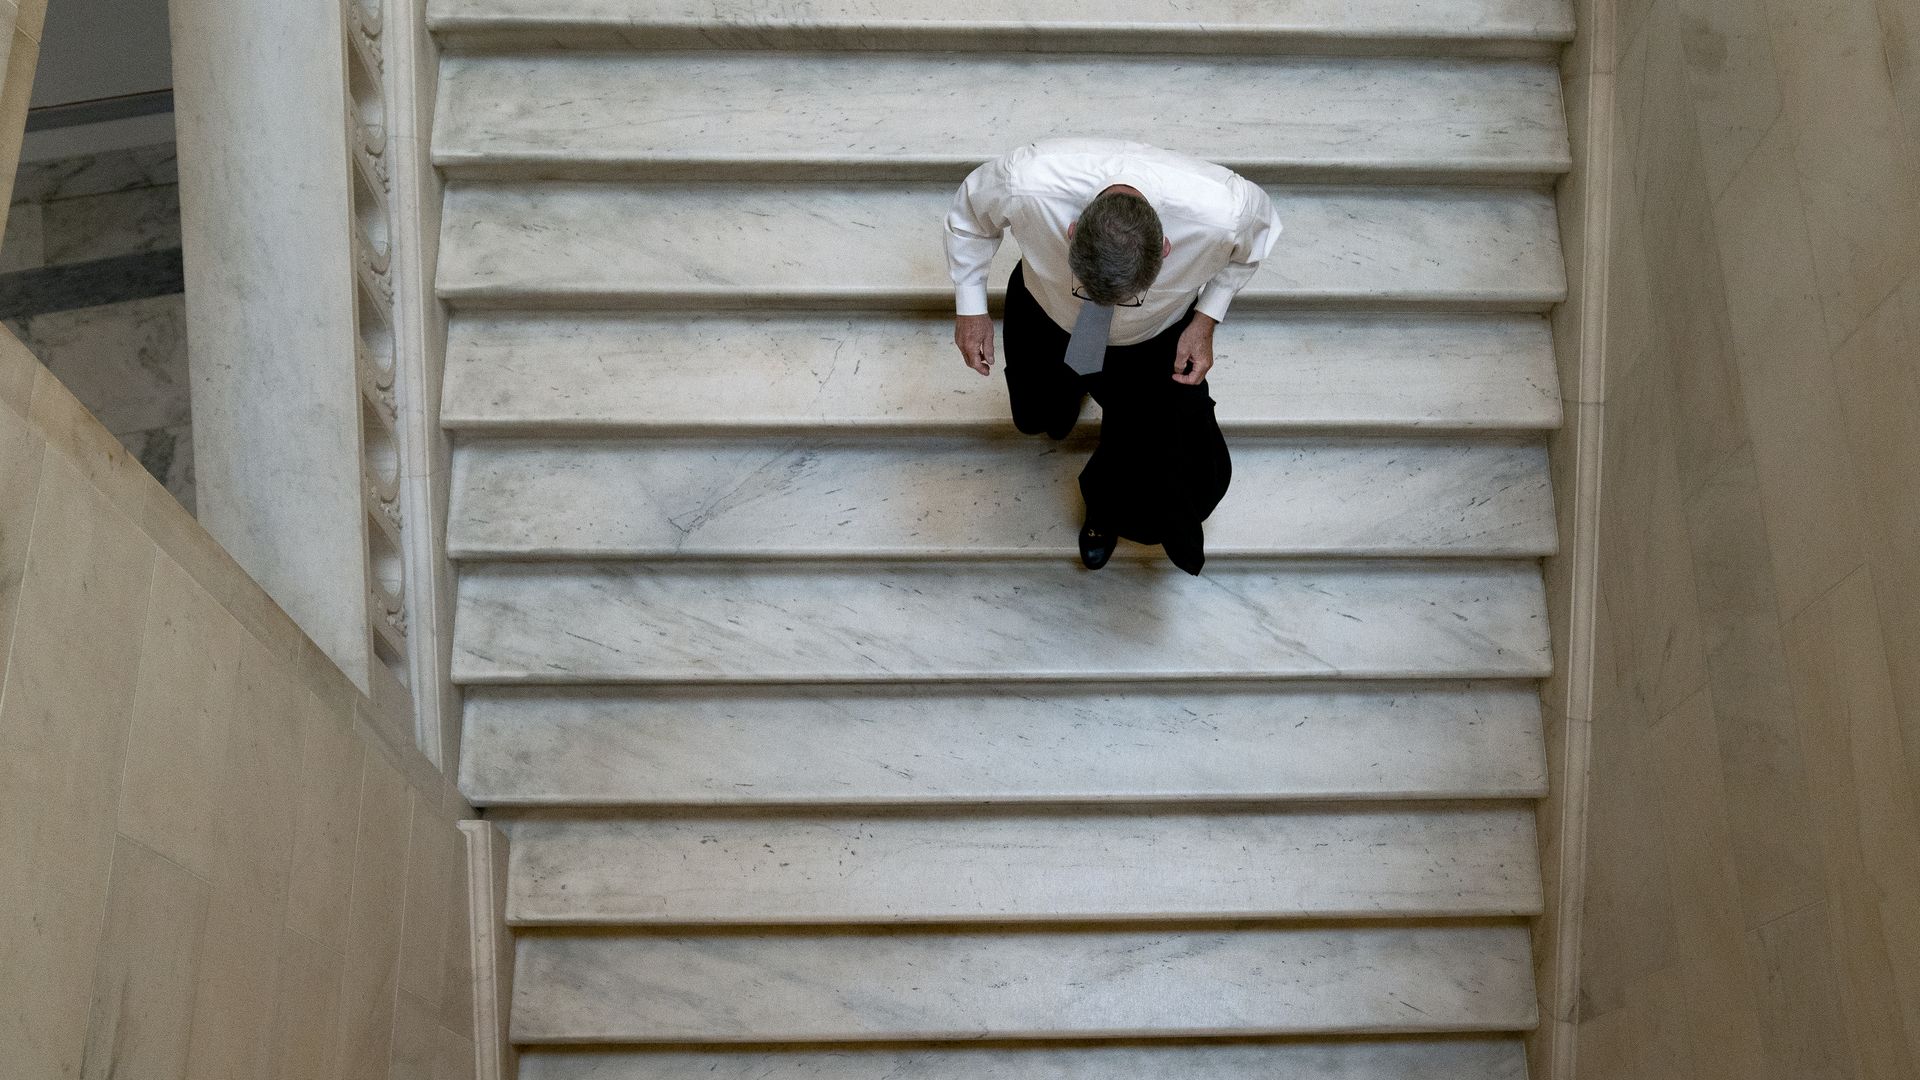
left=425, top=20, right=1576, bottom=61
left=502, top=904, right=1549, bottom=928
left=451, top=557, right=1553, bottom=684
left=429, top=151, right=1573, bottom=179
left=447, top=544, right=1561, bottom=562
left=502, top=1039, right=1538, bottom=1079
left=510, top=1025, right=1542, bottom=1046
left=458, top=679, right=1550, bottom=808
left=465, top=785, right=1554, bottom=808
left=439, top=417, right=1567, bottom=436
left=449, top=664, right=1561, bottom=685
left=424, top=13, right=1578, bottom=36
left=434, top=289, right=1571, bottom=314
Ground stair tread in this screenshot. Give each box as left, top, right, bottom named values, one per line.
left=441, top=312, right=1563, bottom=434
left=436, top=182, right=1566, bottom=311
left=434, top=53, right=1569, bottom=181
left=427, top=0, right=1574, bottom=56
left=448, top=436, right=1557, bottom=559
left=501, top=805, right=1543, bottom=925
left=511, top=923, right=1539, bottom=1042
left=462, top=682, right=1548, bottom=806
left=514, top=1039, right=1532, bottom=1080
left=452, top=560, right=1550, bottom=684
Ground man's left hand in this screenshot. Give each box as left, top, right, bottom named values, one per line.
left=1172, top=313, right=1217, bottom=385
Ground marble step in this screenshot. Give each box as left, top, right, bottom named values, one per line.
left=436, top=182, right=1566, bottom=312
left=451, top=560, right=1552, bottom=684
left=426, top=0, right=1575, bottom=58
left=499, top=804, right=1544, bottom=925
left=434, top=53, right=1569, bottom=183
left=460, top=681, right=1550, bottom=806
left=510, top=923, right=1539, bottom=1042
left=441, top=312, right=1563, bottom=435
left=447, top=436, right=1558, bottom=560
left=514, top=1039, right=1532, bottom=1080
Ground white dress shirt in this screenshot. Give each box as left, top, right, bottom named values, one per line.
left=945, top=138, right=1283, bottom=346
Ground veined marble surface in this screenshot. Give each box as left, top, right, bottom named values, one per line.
left=501, top=804, right=1542, bottom=924
left=437, top=182, right=1566, bottom=310
left=5, top=146, right=184, bottom=300
left=36, top=184, right=182, bottom=264
left=460, top=681, right=1550, bottom=805
left=513, top=1039, right=1531, bottom=1080
left=511, top=923, right=1538, bottom=1041
left=434, top=53, right=1569, bottom=181
left=426, top=0, right=1575, bottom=55
left=0, top=250, right=186, bottom=320
left=4, top=141, right=193, bottom=514
left=10, top=142, right=178, bottom=204
left=6, top=295, right=189, bottom=435
left=442, top=311, right=1563, bottom=433
left=447, top=435, right=1557, bottom=558
left=452, top=560, right=1551, bottom=683
left=172, top=0, right=375, bottom=682
left=0, top=198, right=41, bottom=271
left=5, top=296, right=194, bottom=512
left=119, top=423, right=195, bottom=514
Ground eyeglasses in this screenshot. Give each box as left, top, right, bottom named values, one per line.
left=1071, top=285, right=1146, bottom=307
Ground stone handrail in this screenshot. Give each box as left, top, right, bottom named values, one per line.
left=171, top=0, right=458, bottom=769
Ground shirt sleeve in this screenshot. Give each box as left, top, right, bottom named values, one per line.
left=944, top=154, right=1014, bottom=317
left=1194, top=178, right=1282, bottom=324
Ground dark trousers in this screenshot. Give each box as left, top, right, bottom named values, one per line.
left=1002, top=262, right=1232, bottom=547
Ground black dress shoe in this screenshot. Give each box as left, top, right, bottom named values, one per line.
left=1078, top=521, right=1116, bottom=570
left=1163, top=524, right=1205, bottom=576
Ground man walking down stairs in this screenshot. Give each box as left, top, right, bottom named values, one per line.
left=431, top=2, right=1572, bottom=1077
left=946, top=138, right=1282, bottom=576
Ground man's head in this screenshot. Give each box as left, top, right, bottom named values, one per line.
left=1068, top=186, right=1167, bottom=305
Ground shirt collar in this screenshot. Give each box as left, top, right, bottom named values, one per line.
left=1099, top=165, right=1158, bottom=205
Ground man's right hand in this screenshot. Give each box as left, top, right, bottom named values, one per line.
left=954, top=314, right=995, bottom=376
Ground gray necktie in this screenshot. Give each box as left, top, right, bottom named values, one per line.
left=1062, top=300, right=1115, bottom=376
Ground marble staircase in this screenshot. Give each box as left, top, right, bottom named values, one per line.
left=427, top=1, right=1572, bottom=1076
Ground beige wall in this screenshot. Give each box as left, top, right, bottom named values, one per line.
left=0, top=326, right=477, bottom=1079
left=1570, top=0, right=1920, bottom=1074
left=0, top=0, right=49, bottom=222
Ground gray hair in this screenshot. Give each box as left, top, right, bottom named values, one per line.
left=1068, top=192, right=1164, bottom=305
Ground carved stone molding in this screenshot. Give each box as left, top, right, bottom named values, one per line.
left=359, top=0, right=460, bottom=773
left=344, top=0, right=414, bottom=685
